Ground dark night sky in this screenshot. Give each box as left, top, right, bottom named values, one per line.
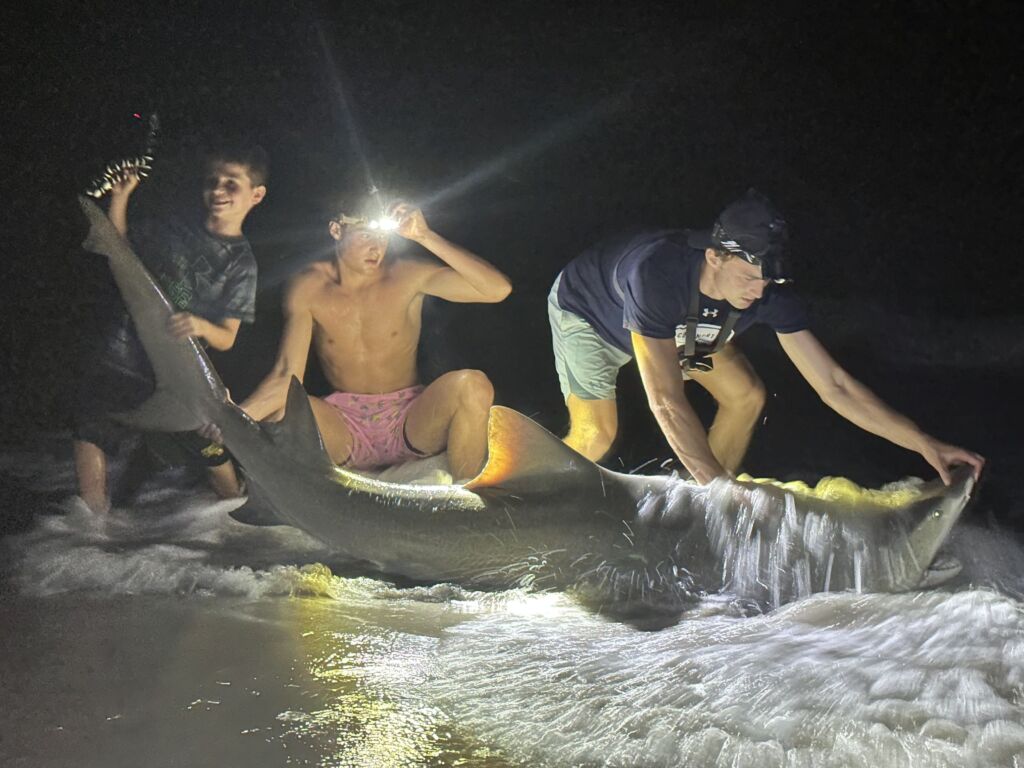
left=2, top=2, right=1022, bottom=499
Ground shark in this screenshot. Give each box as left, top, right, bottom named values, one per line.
left=77, top=195, right=976, bottom=611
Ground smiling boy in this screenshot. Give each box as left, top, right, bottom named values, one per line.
left=73, top=144, right=268, bottom=513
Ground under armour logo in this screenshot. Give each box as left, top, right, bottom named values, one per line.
left=702, top=308, right=719, bottom=318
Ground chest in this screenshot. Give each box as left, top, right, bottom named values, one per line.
left=673, top=295, right=752, bottom=350
left=312, top=280, right=422, bottom=338
left=148, top=244, right=237, bottom=310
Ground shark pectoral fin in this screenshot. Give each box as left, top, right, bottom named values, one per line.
left=264, top=377, right=333, bottom=471
left=228, top=474, right=287, bottom=527
left=229, top=501, right=286, bottom=527
left=111, top=389, right=204, bottom=432
left=464, top=405, right=602, bottom=492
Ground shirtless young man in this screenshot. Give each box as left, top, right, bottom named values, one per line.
left=239, top=202, right=511, bottom=481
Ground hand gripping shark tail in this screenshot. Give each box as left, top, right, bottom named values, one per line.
left=77, top=194, right=979, bottom=607
left=78, top=195, right=228, bottom=433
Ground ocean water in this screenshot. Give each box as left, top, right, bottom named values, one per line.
left=1, top=437, right=1023, bottom=768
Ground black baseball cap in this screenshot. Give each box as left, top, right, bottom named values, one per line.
left=688, top=189, right=791, bottom=283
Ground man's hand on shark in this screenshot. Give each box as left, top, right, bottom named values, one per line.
left=919, top=438, right=986, bottom=485
left=198, top=388, right=236, bottom=445
left=198, top=421, right=224, bottom=444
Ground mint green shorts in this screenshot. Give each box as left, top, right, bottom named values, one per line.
left=547, top=274, right=632, bottom=401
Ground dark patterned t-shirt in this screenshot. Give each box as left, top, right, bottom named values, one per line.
left=85, top=215, right=258, bottom=383
left=131, top=215, right=257, bottom=323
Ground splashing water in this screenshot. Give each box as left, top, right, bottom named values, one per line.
left=2, top=439, right=1022, bottom=767
left=425, top=587, right=1024, bottom=768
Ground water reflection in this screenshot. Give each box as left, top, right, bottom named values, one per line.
left=273, top=593, right=514, bottom=767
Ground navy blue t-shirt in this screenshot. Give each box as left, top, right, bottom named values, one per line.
left=557, top=230, right=808, bottom=356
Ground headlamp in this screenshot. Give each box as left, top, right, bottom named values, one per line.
left=335, top=213, right=399, bottom=231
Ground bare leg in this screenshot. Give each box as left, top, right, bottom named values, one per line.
left=688, top=343, right=766, bottom=473
left=404, top=370, right=494, bottom=481
left=206, top=461, right=243, bottom=498
left=564, top=394, right=619, bottom=461
left=74, top=439, right=110, bottom=514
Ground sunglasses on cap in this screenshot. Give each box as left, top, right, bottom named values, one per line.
left=712, top=225, right=790, bottom=284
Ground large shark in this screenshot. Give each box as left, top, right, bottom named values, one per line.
left=77, top=196, right=976, bottom=610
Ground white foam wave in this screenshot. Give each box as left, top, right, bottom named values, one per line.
left=425, top=589, right=1024, bottom=767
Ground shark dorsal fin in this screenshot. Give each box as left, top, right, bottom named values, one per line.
left=263, top=377, right=334, bottom=472
left=464, top=406, right=602, bottom=492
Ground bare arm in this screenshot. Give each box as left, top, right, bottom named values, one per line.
left=393, top=204, right=512, bottom=303
left=168, top=314, right=241, bottom=351
left=632, top=332, right=727, bottom=484
left=105, top=173, right=140, bottom=236
left=238, top=279, right=315, bottom=421
left=778, top=329, right=985, bottom=483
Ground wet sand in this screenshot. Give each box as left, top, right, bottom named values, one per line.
left=0, top=592, right=514, bottom=767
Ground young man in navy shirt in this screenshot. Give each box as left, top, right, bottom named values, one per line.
left=548, top=189, right=984, bottom=485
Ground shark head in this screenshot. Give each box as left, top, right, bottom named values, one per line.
left=902, top=465, right=975, bottom=586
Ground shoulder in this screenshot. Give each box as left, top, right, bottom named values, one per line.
left=285, top=263, right=330, bottom=304
left=757, top=283, right=804, bottom=309
left=227, top=242, right=257, bottom=273
left=624, top=237, right=696, bottom=286
left=645, top=233, right=698, bottom=264
left=290, top=261, right=332, bottom=288
left=752, top=284, right=809, bottom=332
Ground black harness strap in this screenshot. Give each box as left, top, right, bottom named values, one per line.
left=682, top=273, right=740, bottom=368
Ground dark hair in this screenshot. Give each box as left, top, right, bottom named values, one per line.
left=204, top=143, right=270, bottom=187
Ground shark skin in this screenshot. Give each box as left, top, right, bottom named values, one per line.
left=77, top=195, right=976, bottom=610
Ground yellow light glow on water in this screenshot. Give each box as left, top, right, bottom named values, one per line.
left=290, top=563, right=338, bottom=597
left=736, top=473, right=920, bottom=509
left=283, top=596, right=504, bottom=766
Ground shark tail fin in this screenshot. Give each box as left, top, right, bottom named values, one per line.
left=260, top=377, right=334, bottom=472
left=464, top=405, right=601, bottom=492
left=111, top=388, right=204, bottom=432
left=78, top=195, right=123, bottom=260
